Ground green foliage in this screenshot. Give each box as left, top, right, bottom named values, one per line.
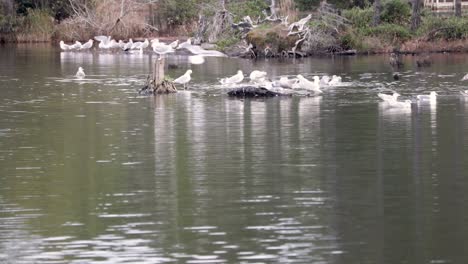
left=417, top=15, right=468, bottom=40
left=340, top=31, right=360, bottom=50
left=364, top=23, right=412, bottom=42
left=0, top=14, right=17, bottom=33
left=216, top=35, right=240, bottom=50
left=159, top=0, right=198, bottom=26
left=380, top=0, right=411, bottom=25
left=21, top=8, right=55, bottom=35
left=228, top=0, right=269, bottom=21
left=342, top=7, right=373, bottom=32
left=294, top=0, right=320, bottom=11
left=0, top=2, right=16, bottom=33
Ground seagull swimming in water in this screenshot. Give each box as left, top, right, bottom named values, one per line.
left=75, top=67, right=85, bottom=79
left=460, top=90, right=468, bottom=97
left=417, top=91, right=438, bottom=103
left=188, top=55, right=205, bottom=65
left=378, top=92, right=411, bottom=108
left=220, top=70, right=244, bottom=85
left=328, top=75, right=342, bottom=86
left=378, top=92, right=400, bottom=103
left=173, top=69, right=193, bottom=89
left=462, top=73, right=468, bottom=81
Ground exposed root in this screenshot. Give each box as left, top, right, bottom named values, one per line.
left=139, top=76, right=177, bottom=95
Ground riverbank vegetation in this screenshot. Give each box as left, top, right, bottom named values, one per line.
left=1, top=0, right=467, bottom=54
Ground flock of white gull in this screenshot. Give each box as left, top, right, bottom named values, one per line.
left=63, top=36, right=468, bottom=108
left=60, top=36, right=225, bottom=58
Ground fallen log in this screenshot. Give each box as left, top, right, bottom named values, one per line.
left=227, top=86, right=290, bottom=97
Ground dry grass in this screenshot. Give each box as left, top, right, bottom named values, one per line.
left=55, top=0, right=155, bottom=41
left=400, top=38, right=468, bottom=53
left=15, top=9, right=55, bottom=43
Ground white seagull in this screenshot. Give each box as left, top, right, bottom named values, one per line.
left=417, top=91, right=438, bottom=103
left=173, top=70, right=193, bottom=89
left=462, top=73, right=468, bottom=81
left=75, top=67, right=85, bottom=79
left=132, top=39, right=149, bottom=50
left=169, top=40, right=179, bottom=49
left=378, top=92, right=411, bottom=108
left=295, top=75, right=322, bottom=93
left=94, top=35, right=112, bottom=49
left=79, top=39, right=93, bottom=50
left=151, top=39, right=175, bottom=58
left=378, top=92, right=400, bottom=103
left=249, top=70, right=267, bottom=83
left=328, top=75, right=342, bottom=86
left=59, top=41, right=71, bottom=51
left=123, top=39, right=133, bottom=51
left=188, top=55, right=205, bottom=65
left=320, top=75, right=330, bottom=86
left=278, top=76, right=297, bottom=89
left=220, top=70, right=244, bottom=85
left=69, top=41, right=82, bottom=50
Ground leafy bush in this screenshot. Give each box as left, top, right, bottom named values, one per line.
left=340, top=31, right=360, bottom=50
left=381, top=0, right=411, bottom=25
left=342, top=7, right=373, bottom=32
left=216, top=35, right=240, bottom=50
left=294, top=0, right=320, bottom=11
left=364, top=23, right=412, bottom=42
left=417, top=15, right=468, bottom=40
left=0, top=14, right=17, bottom=33
left=159, top=0, right=198, bottom=26
left=228, top=0, right=269, bottom=22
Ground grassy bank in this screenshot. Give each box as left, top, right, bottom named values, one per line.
left=341, top=2, right=468, bottom=54
left=2, top=0, right=468, bottom=55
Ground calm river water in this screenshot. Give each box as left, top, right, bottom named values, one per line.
left=1, top=44, right=468, bottom=263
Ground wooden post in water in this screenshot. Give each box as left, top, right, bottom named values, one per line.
left=153, top=57, right=165, bottom=84
left=150, top=57, right=177, bottom=94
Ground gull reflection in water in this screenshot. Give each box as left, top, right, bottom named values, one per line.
left=378, top=102, right=412, bottom=126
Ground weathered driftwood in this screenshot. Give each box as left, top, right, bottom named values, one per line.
left=227, top=86, right=289, bottom=97
left=337, top=49, right=357, bottom=55
left=138, top=57, right=177, bottom=95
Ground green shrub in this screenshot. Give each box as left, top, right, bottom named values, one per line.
left=381, top=0, right=411, bottom=25
left=342, top=7, right=373, bottom=32
left=216, top=35, right=240, bottom=50
left=340, top=31, right=361, bottom=50
left=294, top=0, right=320, bottom=11
left=417, top=15, right=468, bottom=40
left=365, top=23, right=412, bottom=42
left=159, top=0, right=198, bottom=26
left=0, top=14, right=17, bottom=33
left=23, top=8, right=55, bottom=35
left=228, top=0, right=269, bottom=22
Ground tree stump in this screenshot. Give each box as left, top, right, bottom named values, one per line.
left=138, top=57, right=177, bottom=95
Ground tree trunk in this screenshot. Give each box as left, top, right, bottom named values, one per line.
left=455, top=0, right=462, bottom=17
left=411, top=0, right=421, bottom=31
left=373, top=0, right=381, bottom=26
left=271, top=0, right=277, bottom=16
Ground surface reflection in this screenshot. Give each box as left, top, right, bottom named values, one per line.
left=2, top=46, right=468, bottom=263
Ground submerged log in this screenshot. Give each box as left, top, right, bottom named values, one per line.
left=138, top=57, right=177, bottom=95
left=227, top=86, right=289, bottom=97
